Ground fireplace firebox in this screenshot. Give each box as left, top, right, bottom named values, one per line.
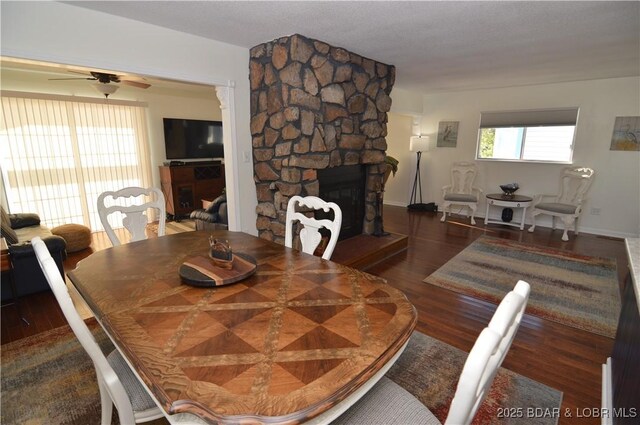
left=317, top=165, right=366, bottom=241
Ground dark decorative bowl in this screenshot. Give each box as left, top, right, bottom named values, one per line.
left=500, top=183, right=519, bottom=196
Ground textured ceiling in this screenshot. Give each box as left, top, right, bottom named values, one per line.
left=60, top=1, right=640, bottom=92
left=70, top=1, right=640, bottom=92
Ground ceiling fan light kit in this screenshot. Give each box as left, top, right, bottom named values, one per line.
left=93, top=83, right=118, bottom=98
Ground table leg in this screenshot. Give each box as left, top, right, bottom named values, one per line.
left=520, top=206, right=528, bottom=230
left=3, top=272, right=30, bottom=325
left=484, top=203, right=490, bottom=225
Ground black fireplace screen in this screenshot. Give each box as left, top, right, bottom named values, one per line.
left=317, top=165, right=365, bottom=241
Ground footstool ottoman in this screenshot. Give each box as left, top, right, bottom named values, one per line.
left=51, top=224, right=91, bottom=253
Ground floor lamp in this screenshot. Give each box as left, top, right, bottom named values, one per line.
left=408, top=135, right=434, bottom=211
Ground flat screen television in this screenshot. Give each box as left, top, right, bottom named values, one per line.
left=163, top=118, right=224, bottom=160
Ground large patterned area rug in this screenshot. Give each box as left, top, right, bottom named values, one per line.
left=388, top=332, right=562, bottom=425
left=1, top=321, right=562, bottom=424
left=424, top=236, right=620, bottom=337
left=1, top=320, right=114, bottom=425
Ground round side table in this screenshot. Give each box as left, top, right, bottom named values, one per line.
left=484, top=193, right=533, bottom=230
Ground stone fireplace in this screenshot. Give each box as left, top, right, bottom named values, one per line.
left=249, top=34, right=395, bottom=245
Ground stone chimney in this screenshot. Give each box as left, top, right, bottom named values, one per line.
left=249, top=34, right=395, bottom=244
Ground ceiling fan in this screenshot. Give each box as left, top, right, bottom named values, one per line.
left=49, top=71, right=151, bottom=97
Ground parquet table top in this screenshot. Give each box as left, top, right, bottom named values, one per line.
left=68, top=231, right=417, bottom=424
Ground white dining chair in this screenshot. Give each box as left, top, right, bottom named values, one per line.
left=32, top=237, right=164, bottom=424
left=333, top=280, right=531, bottom=425
left=285, top=195, right=342, bottom=260
left=440, top=161, right=483, bottom=225
left=528, top=166, right=595, bottom=241
left=97, top=186, right=165, bottom=246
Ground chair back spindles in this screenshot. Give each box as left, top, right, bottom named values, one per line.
left=97, top=187, right=165, bottom=246
left=285, top=195, right=342, bottom=260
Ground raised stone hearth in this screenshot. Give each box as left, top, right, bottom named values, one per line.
left=250, top=34, right=395, bottom=245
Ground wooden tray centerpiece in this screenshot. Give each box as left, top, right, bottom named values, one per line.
left=179, top=238, right=257, bottom=287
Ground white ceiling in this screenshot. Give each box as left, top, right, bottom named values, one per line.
left=66, top=0, right=640, bottom=93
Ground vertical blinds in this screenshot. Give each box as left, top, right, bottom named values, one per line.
left=480, top=108, right=579, bottom=128
left=0, top=94, right=152, bottom=231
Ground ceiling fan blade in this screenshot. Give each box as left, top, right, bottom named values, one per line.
left=121, top=80, right=151, bottom=89
left=48, top=77, right=96, bottom=81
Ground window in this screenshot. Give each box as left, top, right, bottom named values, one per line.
left=477, top=108, right=578, bottom=163
left=1, top=92, right=152, bottom=231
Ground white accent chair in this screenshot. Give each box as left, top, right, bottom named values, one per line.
left=528, top=166, right=595, bottom=241
left=97, top=187, right=165, bottom=246
left=285, top=195, right=342, bottom=260
left=32, top=237, right=164, bottom=425
left=333, top=280, right=531, bottom=425
left=440, top=161, right=483, bottom=225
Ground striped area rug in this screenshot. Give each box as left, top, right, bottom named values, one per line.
left=424, top=236, right=620, bottom=338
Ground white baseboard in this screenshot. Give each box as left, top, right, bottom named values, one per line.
left=382, top=203, right=639, bottom=239
left=383, top=200, right=408, bottom=207
left=574, top=226, right=638, bottom=239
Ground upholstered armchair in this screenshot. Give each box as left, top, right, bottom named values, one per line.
left=189, top=194, right=228, bottom=231
left=1, top=206, right=67, bottom=301
left=440, top=161, right=483, bottom=225
left=528, top=166, right=595, bottom=241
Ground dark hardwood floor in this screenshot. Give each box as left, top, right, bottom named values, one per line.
left=1, top=206, right=627, bottom=424
left=369, top=207, right=625, bottom=425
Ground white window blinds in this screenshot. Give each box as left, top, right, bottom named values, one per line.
left=0, top=93, right=152, bottom=231
left=477, top=107, right=578, bottom=163
left=480, top=108, right=579, bottom=128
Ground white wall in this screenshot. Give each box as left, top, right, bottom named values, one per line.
left=142, top=89, right=221, bottom=186
left=383, top=113, right=416, bottom=206
left=386, top=76, right=640, bottom=238
left=1, top=1, right=257, bottom=234
left=385, top=88, right=425, bottom=206
left=390, top=87, right=424, bottom=116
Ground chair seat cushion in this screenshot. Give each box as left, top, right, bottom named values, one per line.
left=332, top=377, right=440, bottom=425
left=535, top=202, right=577, bottom=214
left=51, top=224, right=91, bottom=252
left=107, top=349, right=158, bottom=413
left=14, top=225, right=53, bottom=242
left=444, top=193, right=477, bottom=202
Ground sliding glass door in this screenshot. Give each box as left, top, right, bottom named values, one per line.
left=0, top=93, right=152, bottom=231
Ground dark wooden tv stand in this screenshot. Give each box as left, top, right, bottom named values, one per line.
left=159, top=162, right=225, bottom=219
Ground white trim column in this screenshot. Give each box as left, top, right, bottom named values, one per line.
left=215, top=85, right=241, bottom=232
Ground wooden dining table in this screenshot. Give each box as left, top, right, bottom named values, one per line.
left=68, top=230, right=417, bottom=424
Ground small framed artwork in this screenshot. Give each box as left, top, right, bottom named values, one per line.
left=610, top=116, right=640, bottom=151
left=437, top=121, right=459, bottom=147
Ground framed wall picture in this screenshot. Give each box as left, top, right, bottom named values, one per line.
left=610, top=116, right=640, bottom=151
left=437, top=121, right=459, bottom=147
